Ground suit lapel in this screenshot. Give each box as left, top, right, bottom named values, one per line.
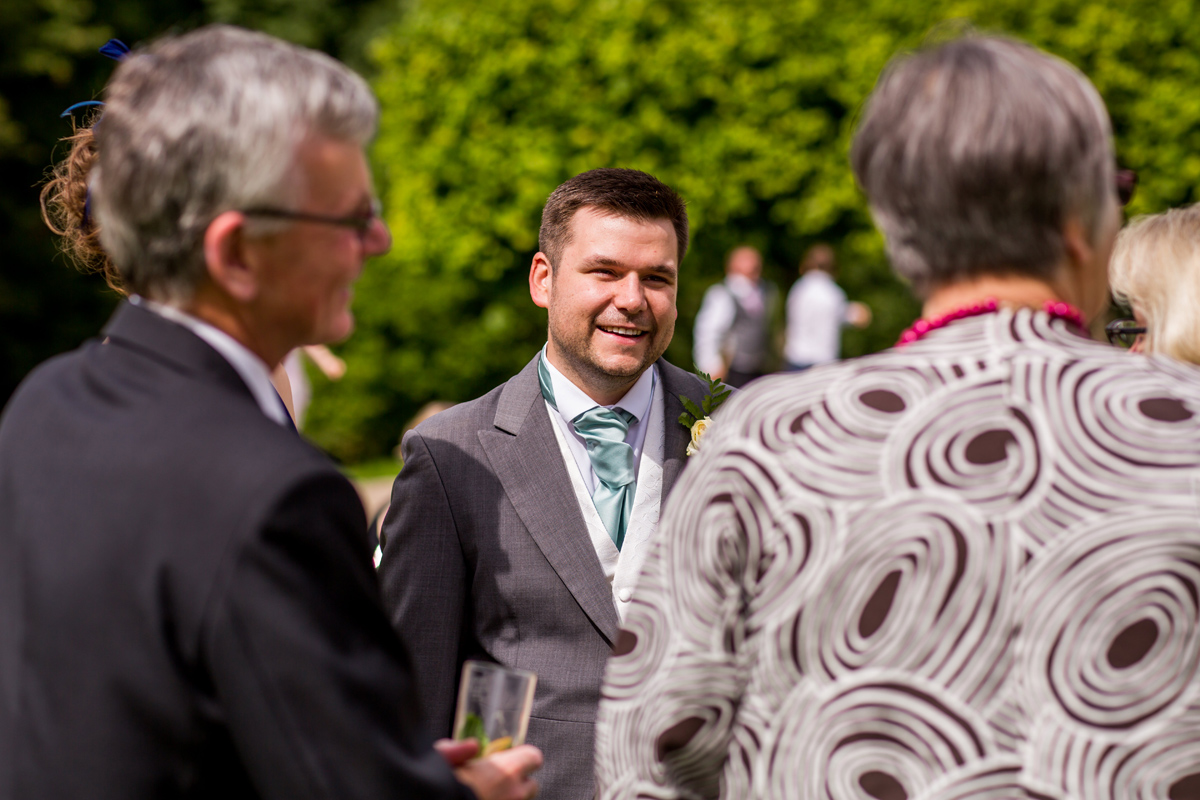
left=478, top=356, right=621, bottom=645
left=657, top=359, right=706, bottom=497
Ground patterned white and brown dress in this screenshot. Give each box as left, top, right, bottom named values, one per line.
left=596, top=308, right=1200, bottom=800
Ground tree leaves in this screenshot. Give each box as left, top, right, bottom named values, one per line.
left=300, top=0, right=1200, bottom=460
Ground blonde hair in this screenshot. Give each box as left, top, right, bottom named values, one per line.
left=1109, top=204, right=1200, bottom=363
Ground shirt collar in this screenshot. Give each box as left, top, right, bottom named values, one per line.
left=132, top=295, right=290, bottom=426
left=726, top=274, right=760, bottom=298
left=541, top=347, right=657, bottom=424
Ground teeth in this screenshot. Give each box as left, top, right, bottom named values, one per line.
left=599, top=326, right=644, bottom=336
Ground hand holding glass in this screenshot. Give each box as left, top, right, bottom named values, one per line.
left=453, top=661, right=537, bottom=757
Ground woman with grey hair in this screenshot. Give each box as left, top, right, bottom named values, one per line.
left=596, top=34, right=1200, bottom=800
left=1108, top=204, right=1200, bottom=360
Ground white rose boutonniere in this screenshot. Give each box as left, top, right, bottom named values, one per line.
left=686, top=416, right=712, bottom=456
left=678, top=371, right=732, bottom=457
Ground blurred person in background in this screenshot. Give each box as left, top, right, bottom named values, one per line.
left=1107, top=204, right=1200, bottom=360
left=596, top=34, right=1200, bottom=799
left=783, top=243, right=871, bottom=370
left=282, top=343, right=347, bottom=429
left=692, top=245, right=778, bottom=386
left=2, top=25, right=540, bottom=800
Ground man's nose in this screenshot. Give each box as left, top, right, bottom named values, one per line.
left=363, top=216, right=392, bottom=257
left=612, top=273, right=646, bottom=312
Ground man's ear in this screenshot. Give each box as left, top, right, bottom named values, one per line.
left=529, top=252, right=553, bottom=309
left=203, top=211, right=259, bottom=302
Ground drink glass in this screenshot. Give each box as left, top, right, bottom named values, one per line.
left=452, top=660, right=537, bottom=757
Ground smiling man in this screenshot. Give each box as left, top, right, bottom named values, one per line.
left=380, top=168, right=708, bottom=800
left=0, top=26, right=541, bottom=800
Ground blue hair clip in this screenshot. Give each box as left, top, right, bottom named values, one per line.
left=59, top=40, right=128, bottom=117
left=60, top=100, right=105, bottom=119
left=99, top=39, right=130, bottom=61
left=62, top=39, right=129, bottom=232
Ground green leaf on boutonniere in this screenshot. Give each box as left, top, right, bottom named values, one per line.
left=679, top=370, right=733, bottom=434
left=681, top=395, right=705, bottom=422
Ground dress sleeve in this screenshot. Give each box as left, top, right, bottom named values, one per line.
left=205, top=472, right=474, bottom=800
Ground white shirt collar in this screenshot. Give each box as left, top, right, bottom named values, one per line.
left=725, top=273, right=760, bottom=298
left=132, top=295, right=290, bottom=426
left=541, top=348, right=657, bottom=425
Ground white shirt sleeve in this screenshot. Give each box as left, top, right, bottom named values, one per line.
left=693, top=283, right=736, bottom=375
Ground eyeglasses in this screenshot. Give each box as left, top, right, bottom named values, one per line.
left=1116, top=169, right=1137, bottom=207
left=1105, top=317, right=1146, bottom=347
left=240, top=198, right=384, bottom=242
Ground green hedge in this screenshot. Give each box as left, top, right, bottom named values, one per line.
left=305, top=0, right=1200, bottom=462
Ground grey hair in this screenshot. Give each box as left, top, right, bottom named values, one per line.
left=92, top=25, right=378, bottom=303
left=1109, top=205, right=1200, bottom=364
left=850, top=35, right=1115, bottom=297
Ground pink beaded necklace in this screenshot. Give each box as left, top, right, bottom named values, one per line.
left=896, top=298, right=1086, bottom=346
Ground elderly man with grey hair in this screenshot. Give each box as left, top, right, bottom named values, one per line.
left=0, top=25, right=540, bottom=800
left=596, top=34, right=1200, bottom=799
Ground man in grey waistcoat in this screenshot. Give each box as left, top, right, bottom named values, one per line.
left=692, top=245, right=779, bottom=387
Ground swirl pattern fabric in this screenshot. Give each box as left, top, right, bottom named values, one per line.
left=595, top=309, right=1200, bottom=800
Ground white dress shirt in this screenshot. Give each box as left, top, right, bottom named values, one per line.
left=784, top=269, right=849, bottom=366
left=540, top=354, right=657, bottom=493
left=132, top=296, right=291, bottom=427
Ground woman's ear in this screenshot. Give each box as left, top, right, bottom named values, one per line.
left=1058, top=213, right=1115, bottom=321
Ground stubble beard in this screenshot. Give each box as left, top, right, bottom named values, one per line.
left=549, top=317, right=674, bottom=398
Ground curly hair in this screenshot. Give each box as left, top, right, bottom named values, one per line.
left=40, top=115, right=124, bottom=293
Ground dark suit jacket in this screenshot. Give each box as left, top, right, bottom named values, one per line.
left=0, top=302, right=472, bottom=800
left=379, top=354, right=707, bottom=800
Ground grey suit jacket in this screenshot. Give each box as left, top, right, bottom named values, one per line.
left=379, top=354, right=708, bottom=800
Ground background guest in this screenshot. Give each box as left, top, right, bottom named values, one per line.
left=1108, top=204, right=1200, bottom=360
left=783, top=243, right=871, bottom=371
left=282, top=344, right=347, bottom=429
left=692, top=245, right=778, bottom=386
left=596, top=34, right=1200, bottom=800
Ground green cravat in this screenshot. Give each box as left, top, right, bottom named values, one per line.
left=538, top=354, right=637, bottom=550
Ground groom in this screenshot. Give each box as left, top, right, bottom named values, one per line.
left=379, top=168, right=708, bottom=800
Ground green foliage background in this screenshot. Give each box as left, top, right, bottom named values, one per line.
left=0, top=0, right=383, bottom=409
left=305, top=0, right=1200, bottom=462
left=5, top=0, right=1200, bottom=463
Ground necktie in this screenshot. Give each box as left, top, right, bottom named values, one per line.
left=538, top=355, right=637, bottom=550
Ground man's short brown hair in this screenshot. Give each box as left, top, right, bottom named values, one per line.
left=538, top=168, right=689, bottom=268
